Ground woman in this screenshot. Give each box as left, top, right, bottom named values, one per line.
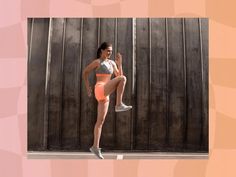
left=82, top=42, right=132, bottom=159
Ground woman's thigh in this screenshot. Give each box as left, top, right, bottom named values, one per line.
left=97, top=100, right=110, bottom=121
left=103, top=76, right=123, bottom=96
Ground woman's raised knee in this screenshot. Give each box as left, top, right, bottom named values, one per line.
left=118, top=75, right=127, bottom=82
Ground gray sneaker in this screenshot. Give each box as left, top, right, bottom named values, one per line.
left=115, top=103, right=132, bottom=112
left=89, top=146, right=104, bottom=159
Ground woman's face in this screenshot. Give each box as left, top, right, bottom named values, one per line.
left=101, top=46, right=112, bottom=59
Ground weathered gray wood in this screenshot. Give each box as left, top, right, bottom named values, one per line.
left=99, top=18, right=116, bottom=149
left=61, top=19, right=82, bottom=149
left=80, top=18, right=98, bottom=150
left=149, top=18, right=168, bottom=150
left=185, top=18, right=202, bottom=150
left=200, top=18, right=208, bottom=151
left=182, top=18, right=188, bottom=149
left=27, top=18, right=33, bottom=55
left=116, top=18, right=133, bottom=150
left=167, top=19, right=185, bottom=149
left=47, top=18, right=65, bottom=150
left=28, top=18, right=49, bottom=150
left=135, top=18, right=150, bottom=150
left=130, top=18, right=137, bottom=150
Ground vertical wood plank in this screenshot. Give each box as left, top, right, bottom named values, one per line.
left=165, top=18, right=170, bottom=148
left=131, top=18, right=137, bottom=150
left=47, top=18, right=65, bottom=150
left=99, top=18, right=116, bottom=149
left=185, top=18, right=202, bottom=150
left=28, top=18, right=49, bottom=150
left=61, top=18, right=82, bottom=149
left=149, top=18, right=168, bottom=150
left=167, top=19, right=185, bottom=150
left=43, top=18, right=53, bottom=149
left=135, top=18, right=149, bottom=150
left=182, top=18, right=188, bottom=149
left=27, top=18, right=33, bottom=56
left=200, top=18, right=209, bottom=151
left=116, top=18, right=133, bottom=150
left=80, top=18, right=98, bottom=150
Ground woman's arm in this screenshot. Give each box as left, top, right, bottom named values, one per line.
left=82, top=59, right=99, bottom=97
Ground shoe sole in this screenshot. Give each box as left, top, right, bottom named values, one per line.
left=115, top=107, right=132, bottom=112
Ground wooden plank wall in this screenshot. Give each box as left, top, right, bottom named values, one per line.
left=28, top=18, right=49, bottom=150
left=28, top=18, right=208, bottom=152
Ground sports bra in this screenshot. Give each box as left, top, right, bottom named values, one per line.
left=95, top=59, right=115, bottom=76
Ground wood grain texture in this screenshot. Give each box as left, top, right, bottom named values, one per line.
left=185, top=18, right=202, bottom=150
left=149, top=18, right=168, bottom=150
left=47, top=18, right=65, bottom=150
left=167, top=18, right=185, bottom=150
left=200, top=18, right=209, bottom=151
left=135, top=18, right=150, bottom=150
left=61, top=19, right=82, bottom=149
left=28, top=18, right=49, bottom=150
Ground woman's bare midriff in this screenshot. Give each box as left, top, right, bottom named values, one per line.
left=96, top=75, right=112, bottom=84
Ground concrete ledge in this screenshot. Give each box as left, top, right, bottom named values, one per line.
left=27, top=151, right=208, bottom=160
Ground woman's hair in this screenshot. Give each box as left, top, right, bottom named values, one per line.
left=97, top=42, right=112, bottom=58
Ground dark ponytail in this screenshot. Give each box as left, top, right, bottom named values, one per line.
left=97, top=47, right=102, bottom=58
left=96, top=42, right=112, bottom=58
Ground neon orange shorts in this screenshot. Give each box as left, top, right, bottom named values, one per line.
left=94, top=82, right=109, bottom=102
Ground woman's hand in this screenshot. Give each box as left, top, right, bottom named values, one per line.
left=115, top=53, right=122, bottom=66
left=87, top=86, right=92, bottom=97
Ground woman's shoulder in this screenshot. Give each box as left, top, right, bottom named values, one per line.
left=94, top=58, right=100, bottom=62
left=88, top=59, right=100, bottom=68
left=93, top=58, right=101, bottom=64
